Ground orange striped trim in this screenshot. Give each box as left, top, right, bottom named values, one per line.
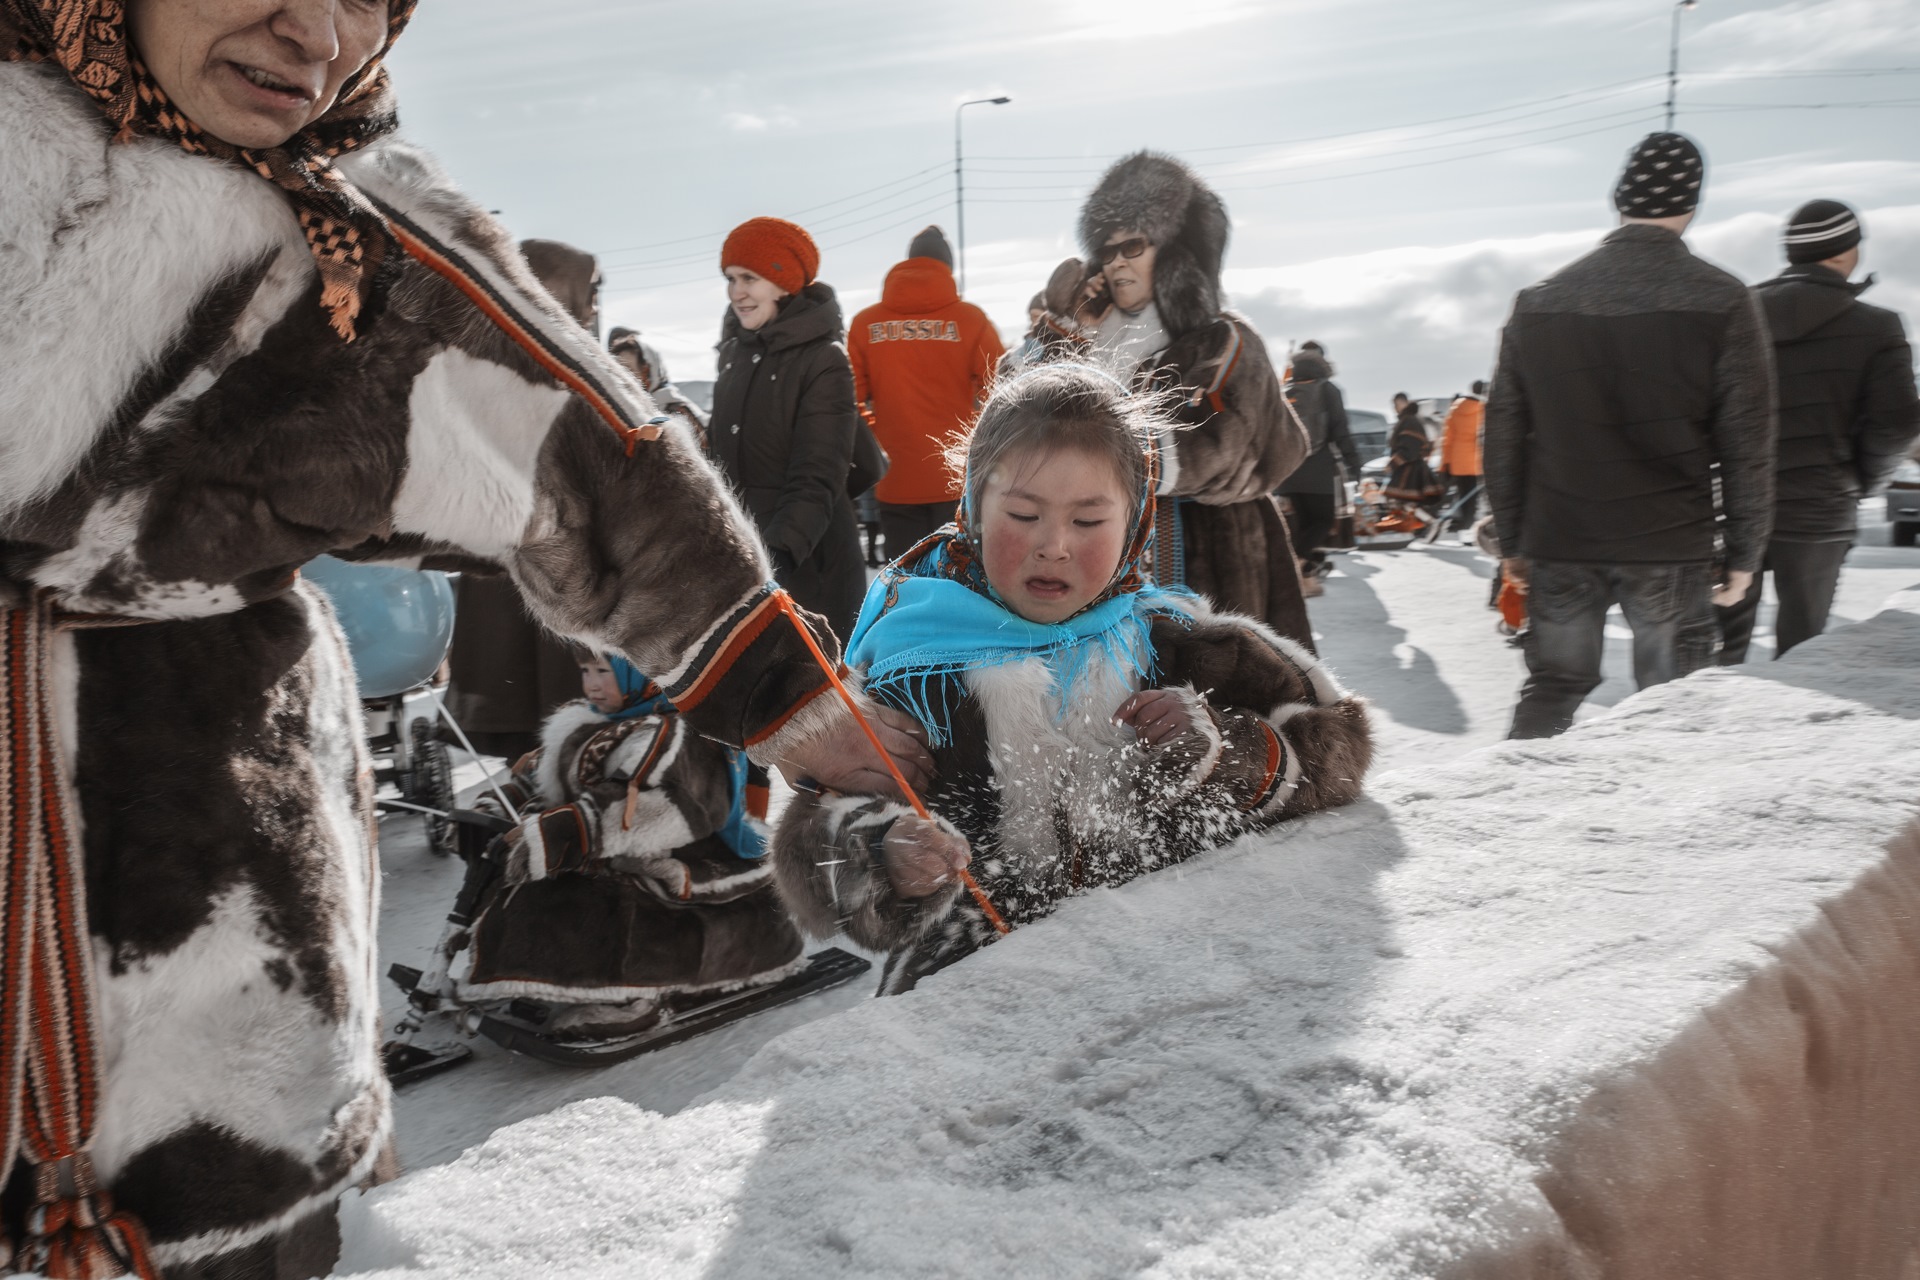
left=1245, top=720, right=1285, bottom=811
left=769, top=593, right=1008, bottom=936
left=379, top=211, right=661, bottom=457
left=743, top=676, right=836, bottom=749
left=675, top=594, right=782, bottom=714
left=1204, top=322, right=1244, bottom=415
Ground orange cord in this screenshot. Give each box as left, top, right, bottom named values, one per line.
left=381, top=214, right=1004, bottom=937
left=773, top=593, right=1009, bottom=935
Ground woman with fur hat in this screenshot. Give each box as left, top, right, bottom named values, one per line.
left=1024, top=152, right=1314, bottom=649
left=709, top=217, right=868, bottom=638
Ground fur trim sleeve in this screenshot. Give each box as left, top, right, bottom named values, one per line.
left=1258, top=698, right=1372, bottom=820
left=772, top=793, right=964, bottom=953
left=1154, top=320, right=1309, bottom=504
left=1149, top=602, right=1374, bottom=825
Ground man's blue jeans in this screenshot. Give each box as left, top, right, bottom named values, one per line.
left=1508, top=560, right=1718, bottom=740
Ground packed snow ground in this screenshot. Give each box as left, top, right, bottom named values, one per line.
left=347, top=518, right=1920, bottom=1276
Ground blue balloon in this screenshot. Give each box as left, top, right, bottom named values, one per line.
left=302, top=556, right=456, bottom=699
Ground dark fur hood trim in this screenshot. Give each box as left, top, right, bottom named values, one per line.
left=1078, top=151, right=1228, bottom=339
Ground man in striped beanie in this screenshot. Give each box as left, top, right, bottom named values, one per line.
left=1719, top=201, right=1920, bottom=662
left=1484, top=130, right=1777, bottom=738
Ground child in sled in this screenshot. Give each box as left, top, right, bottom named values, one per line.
left=462, top=652, right=805, bottom=1041
left=772, top=363, right=1374, bottom=994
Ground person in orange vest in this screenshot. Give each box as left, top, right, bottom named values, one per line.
left=1437, top=379, right=1486, bottom=534
left=849, top=226, right=1005, bottom=558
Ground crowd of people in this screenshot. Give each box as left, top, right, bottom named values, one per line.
left=437, top=124, right=1920, bottom=1070
left=0, top=0, right=1915, bottom=1274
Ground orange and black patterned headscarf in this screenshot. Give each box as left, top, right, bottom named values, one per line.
left=1, top=0, right=417, bottom=340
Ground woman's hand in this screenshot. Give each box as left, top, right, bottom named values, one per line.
left=883, top=817, right=972, bottom=900
left=780, top=702, right=934, bottom=800
left=1114, top=688, right=1202, bottom=747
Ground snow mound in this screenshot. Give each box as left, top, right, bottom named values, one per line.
left=338, top=598, right=1920, bottom=1279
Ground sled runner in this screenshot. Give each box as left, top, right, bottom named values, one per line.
left=380, top=801, right=869, bottom=1084
left=451, top=948, right=870, bottom=1067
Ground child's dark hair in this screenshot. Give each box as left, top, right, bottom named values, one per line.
left=950, top=363, right=1172, bottom=531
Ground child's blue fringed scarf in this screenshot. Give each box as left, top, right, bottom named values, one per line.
left=847, top=425, right=1195, bottom=747
left=605, top=656, right=767, bottom=860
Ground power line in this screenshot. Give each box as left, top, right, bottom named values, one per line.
left=1689, top=66, right=1920, bottom=79
left=599, top=178, right=955, bottom=276
left=601, top=196, right=956, bottom=296
left=591, top=71, right=1669, bottom=273
left=1685, top=98, right=1920, bottom=110
left=1221, top=114, right=1656, bottom=193
left=969, top=74, right=1663, bottom=166
left=594, top=162, right=950, bottom=261
left=962, top=102, right=1660, bottom=199
left=589, top=67, right=1905, bottom=293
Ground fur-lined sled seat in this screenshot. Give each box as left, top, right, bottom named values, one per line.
left=344, top=593, right=1920, bottom=1279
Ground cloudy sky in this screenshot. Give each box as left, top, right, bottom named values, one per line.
left=386, top=0, right=1920, bottom=414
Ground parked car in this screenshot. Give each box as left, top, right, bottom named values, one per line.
left=1887, top=454, right=1920, bottom=546
left=1346, top=409, right=1389, bottom=464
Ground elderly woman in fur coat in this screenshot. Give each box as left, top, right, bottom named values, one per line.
left=1016, top=152, right=1314, bottom=650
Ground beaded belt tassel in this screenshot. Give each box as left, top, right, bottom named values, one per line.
left=0, top=595, right=156, bottom=1279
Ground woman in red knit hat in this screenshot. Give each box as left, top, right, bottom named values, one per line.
left=707, top=217, right=869, bottom=638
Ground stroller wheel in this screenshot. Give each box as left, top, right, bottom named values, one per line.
left=405, top=718, right=458, bottom=857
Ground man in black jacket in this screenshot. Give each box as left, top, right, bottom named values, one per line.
left=1717, top=201, right=1920, bottom=663
left=1484, top=132, right=1777, bottom=739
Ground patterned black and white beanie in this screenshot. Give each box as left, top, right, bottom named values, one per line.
left=1612, top=131, right=1705, bottom=218
left=1783, top=199, right=1862, bottom=265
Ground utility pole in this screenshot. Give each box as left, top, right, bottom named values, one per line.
left=954, top=96, right=1011, bottom=293
left=1666, top=0, right=1698, bottom=131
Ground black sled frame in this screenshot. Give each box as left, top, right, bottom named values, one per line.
left=380, top=803, right=869, bottom=1086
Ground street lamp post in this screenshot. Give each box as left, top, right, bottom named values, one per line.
left=1665, top=0, right=1698, bottom=131
left=955, top=95, right=1011, bottom=294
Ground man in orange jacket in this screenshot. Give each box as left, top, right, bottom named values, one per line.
left=849, top=226, right=1005, bottom=557
left=1438, top=379, right=1486, bottom=532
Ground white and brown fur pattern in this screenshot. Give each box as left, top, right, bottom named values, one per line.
left=774, top=598, right=1373, bottom=995
left=0, top=60, right=843, bottom=1271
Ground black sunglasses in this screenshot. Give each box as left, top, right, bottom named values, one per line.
left=1096, top=237, right=1151, bottom=267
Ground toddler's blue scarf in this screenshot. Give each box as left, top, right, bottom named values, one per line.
left=847, top=436, right=1194, bottom=747
left=606, top=656, right=766, bottom=860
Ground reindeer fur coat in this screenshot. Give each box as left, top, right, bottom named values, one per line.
left=0, top=60, right=844, bottom=1273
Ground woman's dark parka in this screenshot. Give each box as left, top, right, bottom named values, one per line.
left=709, top=282, right=868, bottom=638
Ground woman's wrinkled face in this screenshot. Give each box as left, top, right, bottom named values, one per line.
left=725, top=266, right=789, bottom=332
left=1101, top=227, right=1157, bottom=315
left=978, top=444, right=1132, bottom=625
left=127, top=0, right=390, bottom=150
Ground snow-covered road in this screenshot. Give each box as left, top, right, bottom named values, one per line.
left=371, top=513, right=1920, bottom=1176
left=346, top=524, right=1920, bottom=1278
